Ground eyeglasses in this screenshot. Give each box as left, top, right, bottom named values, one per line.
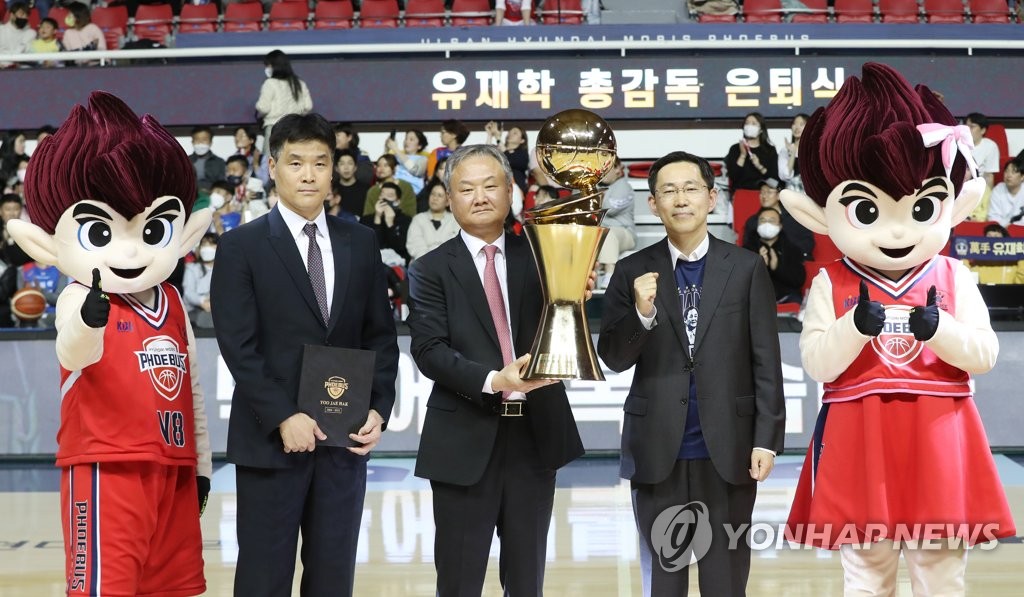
left=655, top=184, right=709, bottom=200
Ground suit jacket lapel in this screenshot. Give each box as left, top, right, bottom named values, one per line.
left=267, top=207, right=324, bottom=327
left=326, top=218, right=351, bottom=334
left=648, top=239, right=690, bottom=357
left=505, top=235, right=529, bottom=347
left=694, top=237, right=734, bottom=352
left=447, top=239, right=502, bottom=351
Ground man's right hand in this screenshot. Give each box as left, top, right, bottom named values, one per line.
left=853, top=280, right=886, bottom=337
left=279, top=413, right=327, bottom=453
left=80, top=268, right=110, bottom=328
left=633, top=272, right=659, bottom=318
left=491, top=354, right=557, bottom=395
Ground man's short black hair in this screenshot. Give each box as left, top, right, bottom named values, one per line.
left=8, top=2, right=29, bottom=15
left=647, top=151, right=715, bottom=195
left=379, top=182, right=403, bottom=199
left=39, top=17, right=58, bottom=29
left=226, top=154, right=249, bottom=168
left=966, top=113, right=989, bottom=130
left=190, top=125, right=213, bottom=138
left=210, top=181, right=235, bottom=196
left=269, top=113, right=336, bottom=161
left=2, top=193, right=24, bottom=206
left=334, top=148, right=358, bottom=165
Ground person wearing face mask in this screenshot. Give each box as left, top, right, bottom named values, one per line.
left=188, top=125, right=226, bottom=194
left=208, top=181, right=241, bottom=235
left=60, top=2, right=105, bottom=65
left=183, top=233, right=220, bottom=328
left=742, top=206, right=806, bottom=304
left=0, top=2, right=36, bottom=68
left=255, top=50, right=313, bottom=155
left=742, top=177, right=815, bottom=259
left=725, top=112, right=779, bottom=191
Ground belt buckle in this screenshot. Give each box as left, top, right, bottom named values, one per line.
left=500, top=401, right=524, bottom=417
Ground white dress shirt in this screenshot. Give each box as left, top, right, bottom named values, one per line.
left=460, top=230, right=525, bottom=401
left=276, top=202, right=335, bottom=316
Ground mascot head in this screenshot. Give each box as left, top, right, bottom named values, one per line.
left=7, top=91, right=211, bottom=294
left=780, top=62, right=985, bottom=275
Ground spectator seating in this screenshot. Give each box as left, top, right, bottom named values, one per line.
left=27, top=7, right=40, bottom=29
left=268, top=2, right=310, bottom=30
left=923, top=0, right=966, bottom=22
left=539, top=0, right=586, bottom=24
left=813, top=233, right=844, bottom=262
left=789, top=0, right=829, bottom=23
left=404, top=0, right=447, bottom=27
left=223, top=2, right=265, bottom=32
left=969, top=0, right=1012, bottom=22
left=313, top=0, right=355, bottom=29
left=732, top=189, right=761, bottom=244
left=91, top=5, right=129, bottom=50
left=48, top=6, right=70, bottom=40
left=744, top=0, right=783, bottom=23
left=450, top=0, right=493, bottom=26
left=833, top=0, right=876, bottom=22
left=178, top=3, right=219, bottom=34
left=986, top=123, right=1010, bottom=184
left=879, top=0, right=921, bottom=22
left=133, top=3, right=174, bottom=44
left=359, top=0, right=401, bottom=28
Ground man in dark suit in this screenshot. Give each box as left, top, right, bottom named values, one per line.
left=406, top=144, right=585, bottom=596
left=598, top=151, right=785, bottom=597
left=211, top=113, right=399, bottom=597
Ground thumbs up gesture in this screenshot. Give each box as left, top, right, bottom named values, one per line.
left=908, top=285, right=940, bottom=341
left=853, top=280, right=885, bottom=337
left=80, top=268, right=110, bottom=329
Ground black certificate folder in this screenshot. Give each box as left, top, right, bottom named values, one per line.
left=297, top=344, right=376, bottom=448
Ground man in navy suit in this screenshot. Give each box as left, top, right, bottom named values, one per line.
left=211, top=113, right=399, bottom=597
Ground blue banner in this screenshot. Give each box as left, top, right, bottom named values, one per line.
left=951, top=236, right=1024, bottom=261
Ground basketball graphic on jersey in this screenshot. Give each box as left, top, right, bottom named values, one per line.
left=870, top=305, right=924, bottom=367
left=134, top=335, right=188, bottom=401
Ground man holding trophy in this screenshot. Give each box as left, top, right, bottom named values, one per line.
left=406, top=142, right=587, bottom=596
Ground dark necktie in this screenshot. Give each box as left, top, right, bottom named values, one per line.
left=483, top=245, right=514, bottom=399
left=303, top=222, right=329, bottom=324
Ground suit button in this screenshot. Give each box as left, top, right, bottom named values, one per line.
left=680, top=399, right=687, bottom=405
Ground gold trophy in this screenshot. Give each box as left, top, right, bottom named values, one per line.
left=523, top=109, right=617, bottom=381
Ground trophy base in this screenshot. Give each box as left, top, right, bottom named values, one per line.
left=523, top=301, right=605, bottom=381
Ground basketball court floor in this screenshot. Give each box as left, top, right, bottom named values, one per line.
left=1, top=455, right=1021, bottom=596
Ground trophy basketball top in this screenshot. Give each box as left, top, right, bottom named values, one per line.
left=534, top=109, right=617, bottom=207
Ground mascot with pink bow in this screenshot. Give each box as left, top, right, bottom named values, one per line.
left=782, top=63, right=1015, bottom=595
left=6, top=92, right=212, bottom=596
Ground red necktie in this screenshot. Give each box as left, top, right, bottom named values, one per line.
left=483, top=245, right=514, bottom=399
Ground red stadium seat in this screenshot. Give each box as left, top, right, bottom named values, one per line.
left=268, top=2, right=309, bottom=30
left=313, top=0, right=354, bottom=29
left=178, top=3, right=219, bottom=34
left=813, top=233, right=844, bottom=262
left=923, top=0, right=965, bottom=22
left=133, top=3, right=173, bottom=44
left=789, top=0, right=829, bottom=22
left=404, top=0, right=447, bottom=27
left=697, top=13, right=738, bottom=22
left=879, top=0, right=920, bottom=22
left=732, top=189, right=761, bottom=245
left=985, top=123, right=1010, bottom=184
left=358, top=0, right=400, bottom=28
left=48, top=6, right=70, bottom=39
left=539, top=0, right=585, bottom=24
left=953, top=220, right=998, bottom=238
left=969, top=0, right=1011, bottom=22
left=627, top=161, right=654, bottom=180
left=223, top=2, right=265, bottom=32
left=91, top=6, right=129, bottom=49
left=744, top=0, right=783, bottom=22
left=450, top=0, right=492, bottom=26
left=834, top=0, right=875, bottom=22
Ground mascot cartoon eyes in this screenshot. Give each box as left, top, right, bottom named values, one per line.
left=73, top=199, right=180, bottom=252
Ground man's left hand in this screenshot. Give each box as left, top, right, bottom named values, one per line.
left=584, top=268, right=597, bottom=301
left=749, top=450, right=775, bottom=482
left=348, top=409, right=385, bottom=456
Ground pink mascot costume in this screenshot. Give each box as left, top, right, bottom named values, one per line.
left=782, top=63, right=1015, bottom=596
left=6, top=92, right=212, bottom=597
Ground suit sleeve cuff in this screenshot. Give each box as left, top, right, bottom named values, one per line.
left=636, top=305, right=657, bottom=330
